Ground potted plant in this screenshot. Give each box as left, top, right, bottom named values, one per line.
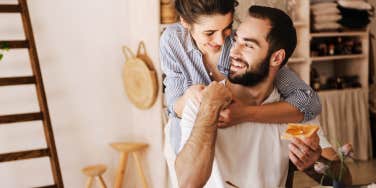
left=314, top=143, right=354, bottom=188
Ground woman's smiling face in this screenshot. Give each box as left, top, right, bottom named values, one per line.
left=183, top=12, right=234, bottom=54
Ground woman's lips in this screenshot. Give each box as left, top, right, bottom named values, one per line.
left=208, top=43, right=221, bottom=50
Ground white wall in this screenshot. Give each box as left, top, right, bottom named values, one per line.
left=0, top=0, right=165, bottom=187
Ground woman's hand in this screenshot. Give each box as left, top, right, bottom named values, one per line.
left=174, top=84, right=205, bottom=117
left=217, top=99, right=250, bottom=128
left=185, top=84, right=206, bottom=103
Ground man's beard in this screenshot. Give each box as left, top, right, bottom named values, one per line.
left=228, top=54, right=271, bottom=87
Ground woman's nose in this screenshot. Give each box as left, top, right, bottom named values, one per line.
left=214, top=33, right=225, bottom=45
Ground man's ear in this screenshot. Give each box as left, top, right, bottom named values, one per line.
left=270, top=49, right=286, bottom=68
left=180, top=17, right=190, bottom=29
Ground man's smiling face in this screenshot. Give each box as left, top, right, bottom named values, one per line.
left=228, top=16, right=272, bottom=86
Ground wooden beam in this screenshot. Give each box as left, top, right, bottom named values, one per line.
left=0, top=112, right=43, bottom=124
left=0, top=148, right=50, bottom=162
left=0, top=76, right=35, bottom=86
left=0, top=5, right=20, bottom=13
left=0, top=40, right=29, bottom=49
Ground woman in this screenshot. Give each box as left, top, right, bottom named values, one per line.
left=160, top=0, right=321, bottom=152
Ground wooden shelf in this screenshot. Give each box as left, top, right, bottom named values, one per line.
left=288, top=57, right=306, bottom=64
left=311, top=54, right=365, bottom=62
left=311, top=31, right=368, bottom=38
left=317, top=88, right=364, bottom=94
left=293, top=21, right=307, bottom=27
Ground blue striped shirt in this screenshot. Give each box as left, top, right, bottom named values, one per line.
left=160, top=23, right=321, bottom=152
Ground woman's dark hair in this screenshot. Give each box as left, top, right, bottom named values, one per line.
left=248, top=5, right=297, bottom=67
left=175, top=0, right=239, bottom=24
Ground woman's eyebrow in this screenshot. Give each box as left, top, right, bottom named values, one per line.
left=204, top=21, right=234, bottom=32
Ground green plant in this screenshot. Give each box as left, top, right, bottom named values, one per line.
left=0, top=42, right=10, bottom=61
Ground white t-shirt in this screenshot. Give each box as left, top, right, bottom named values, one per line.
left=164, top=87, right=331, bottom=188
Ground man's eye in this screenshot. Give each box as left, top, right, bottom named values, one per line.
left=245, top=43, right=254, bottom=49
left=205, top=32, right=214, bottom=36
left=226, top=24, right=233, bottom=30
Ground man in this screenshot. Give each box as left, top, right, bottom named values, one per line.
left=164, top=6, right=351, bottom=188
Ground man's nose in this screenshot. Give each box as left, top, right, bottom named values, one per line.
left=230, top=41, right=241, bottom=56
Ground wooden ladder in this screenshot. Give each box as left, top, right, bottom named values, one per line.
left=0, top=0, right=64, bottom=187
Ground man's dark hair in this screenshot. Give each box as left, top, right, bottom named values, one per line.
left=248, top=5, right=297, bottom=67
left=175, top=0, right=239, bottom=24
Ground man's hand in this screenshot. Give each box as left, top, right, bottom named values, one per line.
left=201, top=81, right=232, bottom=111
left=218, top=99, right=249, bottom=128
left=289, top=132, right=321, bottom=171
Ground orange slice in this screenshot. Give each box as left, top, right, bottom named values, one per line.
left=281, top=123, right=319, bottom=140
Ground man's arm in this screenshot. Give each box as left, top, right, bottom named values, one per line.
left=175, top=82, right=232, bottom=188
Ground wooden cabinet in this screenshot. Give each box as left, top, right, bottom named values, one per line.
left=287, top=1, right=369, bottom=90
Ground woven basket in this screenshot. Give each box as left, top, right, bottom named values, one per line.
left=122, top=42, right=158, bottom=110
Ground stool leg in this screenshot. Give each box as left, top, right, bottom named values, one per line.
left=133, top=152, right=148, bottom=188
left=97, top=175, right=107, bottom=188
left=114, top=152, right=128, bottom=188
left=85, top=177, right=94, bottom=188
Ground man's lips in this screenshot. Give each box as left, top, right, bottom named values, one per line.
left=230, top=57, right=248, bottom=73
left=231, top=61, right=247, bottom=69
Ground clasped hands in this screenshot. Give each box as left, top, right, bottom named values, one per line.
left=183, top=82, right=322, bottom=171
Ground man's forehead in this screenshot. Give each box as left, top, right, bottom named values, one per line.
left=237, top=16, right=271, bottom=40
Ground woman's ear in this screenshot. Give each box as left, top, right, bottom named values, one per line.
left=270, top=49, right=286, bottom=68
left=180, top=17, right=190, bottom=29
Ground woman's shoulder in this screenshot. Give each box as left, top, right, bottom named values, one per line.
left=161, top=23, right=187, bottom=44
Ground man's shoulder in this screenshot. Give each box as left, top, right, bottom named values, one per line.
left=262, top=87, right=281, bottom=105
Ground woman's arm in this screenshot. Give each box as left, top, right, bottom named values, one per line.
left=218, top=66, right=320, bottom=126
left=218, top=101, right=303, bottom=127
left=275, top=66, right=321, bottom=122
left=161, top=28, right=207, bottom=118
left=160, top=31, right=186, bottom=118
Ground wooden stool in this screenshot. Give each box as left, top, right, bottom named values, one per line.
left=82, top=164, right=108, bottom=188
left=110, top=142, right=148, bottom=188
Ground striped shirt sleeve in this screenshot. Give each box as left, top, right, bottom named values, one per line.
left=160, top=30, right=185, bottom=117
left=275, top=66, right=322, bottom=122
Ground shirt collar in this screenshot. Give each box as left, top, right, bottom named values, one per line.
left=185, top=31, right=199, bottom=53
